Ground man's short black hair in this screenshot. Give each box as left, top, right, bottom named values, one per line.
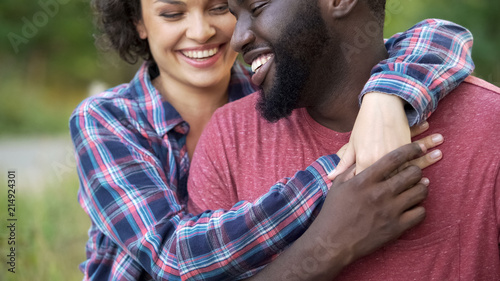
left=366, top=0, right=386, bottom=24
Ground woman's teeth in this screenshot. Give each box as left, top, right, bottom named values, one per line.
left=182, top=47, right=219, bottom=59
left=251, top=54, right=272, bottom=73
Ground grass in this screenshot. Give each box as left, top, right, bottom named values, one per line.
left=0, top=175, right=90, bottom=281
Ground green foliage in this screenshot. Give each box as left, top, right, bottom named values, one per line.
left=384, top=0, right=500, bottom=85
left=0, top=0, right=137, bottom=136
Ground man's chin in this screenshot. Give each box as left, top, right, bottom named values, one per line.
left=256, top=90, right=295, bottom=123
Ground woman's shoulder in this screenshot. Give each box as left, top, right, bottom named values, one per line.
left=71, top=83, right=137, bottom=118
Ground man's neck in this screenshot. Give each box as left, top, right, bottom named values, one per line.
left=305, top=44, right=388, bottom=132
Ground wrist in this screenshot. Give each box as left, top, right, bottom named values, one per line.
left=360, top=91, right=408, bottom=126
left=290, top=219, right=355, bottom=279
left=362, top=91, right=405, bottom=108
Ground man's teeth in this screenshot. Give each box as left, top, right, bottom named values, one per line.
left=182, top=47, right=219, bottom=59
left=251, top=54, right=272, bottom=73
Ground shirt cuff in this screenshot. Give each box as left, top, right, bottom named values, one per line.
left=306, top=154, right=340, bottom=196
left=360, top=72, right=430, bottom=126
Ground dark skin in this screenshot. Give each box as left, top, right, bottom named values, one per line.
left=249, top=142, right=432, bottom=281
left=229, top=0, right=437, bottom=279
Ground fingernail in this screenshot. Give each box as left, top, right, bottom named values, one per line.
left=420, top=121, right=429, bottom=129
left=430, top=150, right=442, bottom=160
left=432, top=134, right=444, bottom=144
left=420, top=177, right=430, bottom=186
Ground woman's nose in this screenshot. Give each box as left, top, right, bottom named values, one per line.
left=186, top=13, right=216, bottom=43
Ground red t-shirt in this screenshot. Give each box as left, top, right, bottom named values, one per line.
left=188, top=76, right=500, bottom=280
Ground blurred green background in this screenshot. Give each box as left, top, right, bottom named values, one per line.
left=0, top=0, right=498, bottom=280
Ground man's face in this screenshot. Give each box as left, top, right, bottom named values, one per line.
left=229, top=0, right=331, bottom=122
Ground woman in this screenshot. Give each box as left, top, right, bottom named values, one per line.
left=70, top=0, right=473, bottom=280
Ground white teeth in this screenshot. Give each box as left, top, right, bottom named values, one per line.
left=251, top=54, right=272, bottom=73
left=182, top=47, right=219, bottom=59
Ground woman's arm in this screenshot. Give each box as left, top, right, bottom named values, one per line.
left=71, top=100, right=338, bottom=281
left=331, top=19, right=474, bottom=177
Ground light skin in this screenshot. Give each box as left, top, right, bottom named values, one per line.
left=135, top=0, right=238, bottom=159
left=135, top=0, right=441, bottom=279
left=136, top=0, right=416, bottom=165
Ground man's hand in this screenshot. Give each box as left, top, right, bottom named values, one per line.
left=247, top=141, right=442, bottom=281
left=320, top=143, right=435, bottom=265
left=330, top=92, right=429, bottom=179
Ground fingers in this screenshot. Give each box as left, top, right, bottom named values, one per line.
left=384, top=165, right=422, bottom=195
left=392, top=133, right=444, bottom=173
left=331, top=165, right=356, bottom=186
left=396, top=178, right=429, bottom=209
left=399, top=205, right=427, bottom=230
left=408, top=149, right=442, bottom=170
left=413, top=133, right=444, bottom=151
left=362, top=142, right=425, bottom=182
left=396, top=179, right=429, bottom=230
left=406, top=133, right=444, bottom=170
left=410, top=121, right=429, bottom=138
left=336, top=143, right=350, bottom=156
left=328, top=143, right=355, bottom=180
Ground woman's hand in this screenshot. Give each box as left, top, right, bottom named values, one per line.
left=329, top=92, right=430, bottom=180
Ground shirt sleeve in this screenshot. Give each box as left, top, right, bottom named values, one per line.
left=361, top=19, right=475, bottom=126
left=71, top=100, right=338, bottom=281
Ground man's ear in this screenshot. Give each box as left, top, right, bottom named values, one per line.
left=326, top=0, right=358, bottom=19
left=136, top=20, right=148, bottom=40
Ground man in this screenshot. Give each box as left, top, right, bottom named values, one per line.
left=188, top=0, right=500, bottom=280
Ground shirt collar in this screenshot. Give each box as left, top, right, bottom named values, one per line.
left=128, top=60, right=256, bottom=137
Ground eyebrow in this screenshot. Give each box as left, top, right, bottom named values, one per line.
left=154, top=0, right=186, bottom=5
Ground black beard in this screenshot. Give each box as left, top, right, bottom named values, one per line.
left=257, top=1, right=329, bottom=123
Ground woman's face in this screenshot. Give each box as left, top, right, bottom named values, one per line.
left=136, top=0, right=238, bottom=89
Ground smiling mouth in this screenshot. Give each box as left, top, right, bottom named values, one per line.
left=181, top=47, right=219, bottom=61
left=251, top=53, right=273, bottom=73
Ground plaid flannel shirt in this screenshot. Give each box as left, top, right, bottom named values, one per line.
left=71, top=19, right=473, bottom=281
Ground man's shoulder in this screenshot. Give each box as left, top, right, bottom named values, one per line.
left=461, top=76, right=500, bottom=96
left=446, top=76, right=500, bottom=114
left=428, top=76, right=500, bottom=141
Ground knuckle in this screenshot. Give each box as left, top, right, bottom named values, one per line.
left=368, top=185, right=386, bottom=203
left=407, top=165, right=422, bottom=178
left=387, top=146, right=412, bottom=165
left=412, top=184, right=429, bottom=201
left=415, top=206, right=427, bottom=221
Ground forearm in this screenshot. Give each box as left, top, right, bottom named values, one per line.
left=180, top=155, right=338, bottom=280
left=362, top=19, right=474, bottom=125
left=246, top=223, right=351, bottom=281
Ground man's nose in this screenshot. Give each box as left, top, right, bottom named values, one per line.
left=230, top=16, right=255, bottom=53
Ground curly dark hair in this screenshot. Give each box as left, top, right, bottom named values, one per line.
left=92, top=0, right=152, bottom=64
left=90, top=0, right=386, bottom=64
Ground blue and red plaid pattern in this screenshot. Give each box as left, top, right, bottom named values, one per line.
left=361, top=19, right=474, bottom=125
left=71, top=19, right=473, bottom=281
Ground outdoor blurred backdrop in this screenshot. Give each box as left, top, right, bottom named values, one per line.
left=0, top=0, right=499, bottom=280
